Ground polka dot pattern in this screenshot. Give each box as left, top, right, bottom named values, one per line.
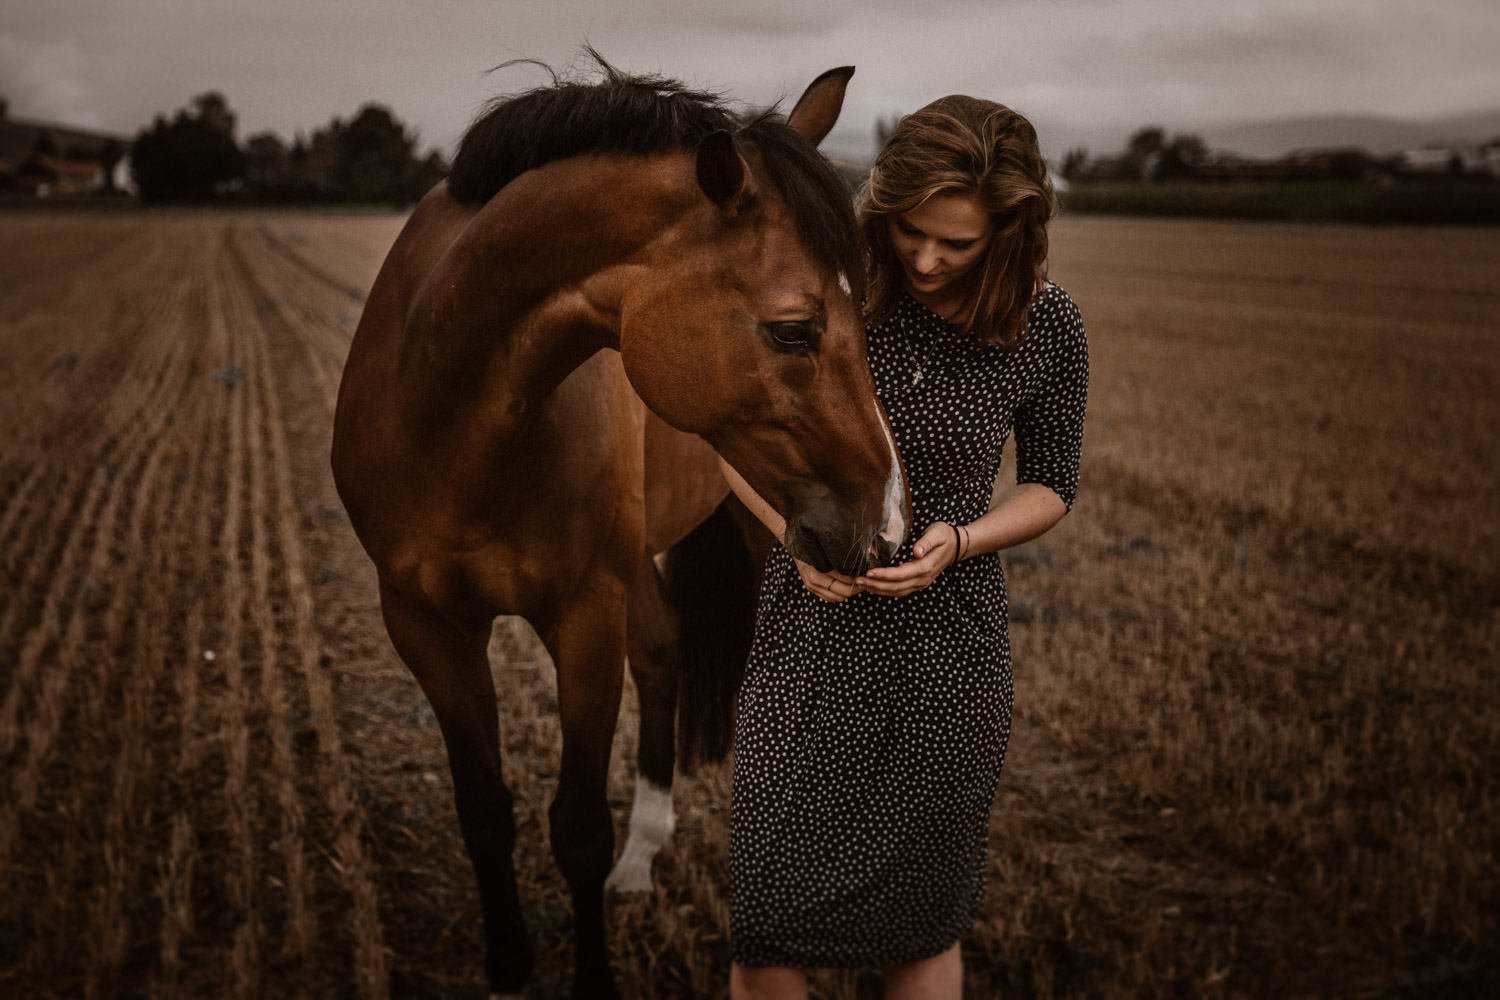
left=729, top=283, right=1090, bottom=968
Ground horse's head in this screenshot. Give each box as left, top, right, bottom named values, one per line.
left=620, top=67, right=910, bottom=577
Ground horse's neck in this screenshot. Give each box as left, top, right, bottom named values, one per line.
left=403, top=156, right=692, bottom=416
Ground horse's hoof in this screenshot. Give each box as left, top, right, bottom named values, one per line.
left=606, top=777, right=674, bottom=894
left=604, top=858, right=654, bottom=894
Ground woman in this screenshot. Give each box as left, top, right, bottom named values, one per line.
left=723, top=95, right=1089, bottom=998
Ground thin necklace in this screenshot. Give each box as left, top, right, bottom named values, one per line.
left=897, top=311, right=939, bottom=386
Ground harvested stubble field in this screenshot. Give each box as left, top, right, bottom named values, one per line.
left=0, top=208, right=1495, bottom=999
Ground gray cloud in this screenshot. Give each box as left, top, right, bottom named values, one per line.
left=0, top=33, right=103, bottom=129
left=1, top=0, right=1495, bottom=162
left=594, top=0, right=845, bottom=36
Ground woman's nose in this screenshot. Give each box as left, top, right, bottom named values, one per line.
left=914, top=244, right=941, bottom=274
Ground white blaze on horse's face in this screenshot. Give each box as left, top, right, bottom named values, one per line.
left=696, top=228, right=909, bottom=570
left=877, top=411, right=907, bottom=552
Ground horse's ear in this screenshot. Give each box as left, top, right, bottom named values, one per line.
left=696, top=130, right=755, bottom=216
left=786, top=66, right=855, bottom=147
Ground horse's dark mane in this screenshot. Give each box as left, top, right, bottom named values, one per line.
left=447, top=61, right=734, bottom=204
left=737, top=112, right=864, bottom=288
left=447, top=56, right=862, bottom=285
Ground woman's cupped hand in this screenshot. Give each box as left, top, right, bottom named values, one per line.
left=795, top=521, right=959, bottom=602
left=857, top=521, right=958, bottom=597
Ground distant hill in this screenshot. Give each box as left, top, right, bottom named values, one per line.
left=1199, top=108, right=1500, bottom=158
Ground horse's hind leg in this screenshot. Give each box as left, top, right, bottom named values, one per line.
left=609, top=500, right=763, bottom=894
left=606, top=556, right=679, bottom=894
left=378, top=578, right=533, bottom=996
left=541, top=586, right=629, bottom=1000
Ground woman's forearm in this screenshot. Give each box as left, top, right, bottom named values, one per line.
left=958, top=482, right=1066, bottom=560
left=719, top=458, right=787, bottom=541
left=723, top=457, right=864, bottom=600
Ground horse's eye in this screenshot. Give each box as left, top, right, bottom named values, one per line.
left=764, top=321, right=818, bottom=353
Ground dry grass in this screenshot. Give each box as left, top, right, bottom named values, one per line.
left=993, top=217, right=1500, bottom=997
left=0, top=212, right=396, bottom=998
left=0, top=209, right=1494, bottom=998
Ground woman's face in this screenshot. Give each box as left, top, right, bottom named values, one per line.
left=887, top=192, right=995, bottom=299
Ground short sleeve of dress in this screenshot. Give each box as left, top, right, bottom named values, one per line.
left=1014, top=289, right=1089, bottom=511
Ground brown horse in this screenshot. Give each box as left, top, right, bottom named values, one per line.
left=331, top=60, right=909, bottom=997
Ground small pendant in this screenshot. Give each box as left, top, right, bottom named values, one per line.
left=912, top=368, right=924, bottom=386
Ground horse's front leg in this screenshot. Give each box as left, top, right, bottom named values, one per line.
left=378, top=577, right=533, bottom=997
left=541, top=580, right=630, bottom=1000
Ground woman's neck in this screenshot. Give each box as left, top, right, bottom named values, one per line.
left=904, top=273, right=976, bottom=322
left=903, top=274, right=1048, bottom=323
left=906, top=283, right=966, bottom=321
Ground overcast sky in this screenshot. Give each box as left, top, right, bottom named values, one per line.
left=3, top=0, right=1497, bottom=161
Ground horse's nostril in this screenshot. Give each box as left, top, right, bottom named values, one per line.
left=870, top=536, right=898, bottom=567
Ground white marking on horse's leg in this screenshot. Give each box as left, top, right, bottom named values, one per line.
left=876, top=407, right=907, bottom=549
left=605, top=774, right=675, bottom=894
left=838, top=271, right=851, bottom=295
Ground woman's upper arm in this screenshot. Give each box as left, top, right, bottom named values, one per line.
left=1014, top=295, right=1089, bottom=512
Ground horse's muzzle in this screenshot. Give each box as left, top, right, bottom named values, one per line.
left=868, top=533, right=899, bottom=568
left=789, top=516, right=890, bottom=579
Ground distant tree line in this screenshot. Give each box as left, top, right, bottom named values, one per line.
left=1062, top=127, right=1210, bottom=183
left=1061, top=125, right=1500, bottom=186
left=1056, top=126, right=1500, bottom=224
left=132, top=92, right=447, bottom=205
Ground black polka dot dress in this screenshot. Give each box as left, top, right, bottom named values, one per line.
left=729, top=282, right=1089, bottom=968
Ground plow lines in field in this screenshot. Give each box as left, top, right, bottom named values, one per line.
left=0, top=213, right=397, bottom=998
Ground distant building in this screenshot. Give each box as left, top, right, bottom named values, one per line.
left=0, top=97, right=133, bottom=195
left=17, top=155, right=106, bottom=196
left=1397, top=143, right=1492, bottom=176
left=1484, top=141, right=1500, bottom=176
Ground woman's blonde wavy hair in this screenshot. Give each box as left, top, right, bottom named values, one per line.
left=859, top=95, right=1057, bottom=348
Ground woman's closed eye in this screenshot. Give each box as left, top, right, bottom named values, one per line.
left=896, top=217, right=974, bottom=251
